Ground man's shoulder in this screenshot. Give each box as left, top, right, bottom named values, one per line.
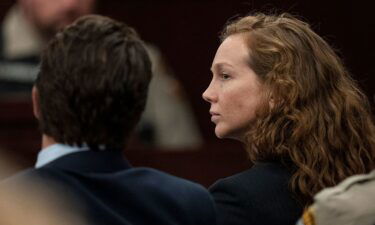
left=127, top=167, right=216, bottom=224
left=127, top=167, right=205, bottom=189
left=3, top=166, right=214, bottom=207
left=120, top=167, right=213, bottom=202
left=1, top=166, right=217, bottom=224
left=3, top=166, right=209, bottom=196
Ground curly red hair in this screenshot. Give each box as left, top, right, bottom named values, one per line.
left=222, top=13, right=375, bottom=207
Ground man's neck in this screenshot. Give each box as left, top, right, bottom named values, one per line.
left=41, top=135, right=57, bottom=149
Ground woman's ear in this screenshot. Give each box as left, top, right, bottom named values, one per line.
left=32, top=86, right=40, bottom=119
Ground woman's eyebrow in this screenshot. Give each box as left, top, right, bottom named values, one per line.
left=211, top=62, right=234, bottom=72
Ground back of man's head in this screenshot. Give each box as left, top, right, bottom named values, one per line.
left=34, top=15, right=152, bottom=150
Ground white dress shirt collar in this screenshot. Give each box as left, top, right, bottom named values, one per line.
left=35, top=143, right=89, bottom=168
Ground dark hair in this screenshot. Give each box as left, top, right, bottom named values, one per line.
left=35, top=15, right=152, bottom=150
left=222, top=13, right=375, bottom=206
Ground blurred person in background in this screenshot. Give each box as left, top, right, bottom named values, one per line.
left=139, top=44, right=202, bottom=149
left=0, top=0, right=202, bottom=149
left=203, top=12, right=375, bottom=225
left=0, top=15, right=216, bottom=225
left=0, top=178, right=88, bottom=225
left=297, top=170, right=375, bottom=225
left=0, top=0, right=95, bottom=92
left=0, top=147, right=16, bottom=180
left=1, top=147, right=87, bottom=224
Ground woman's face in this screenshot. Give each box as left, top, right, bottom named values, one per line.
left=203, top=34, right=264, bottom=141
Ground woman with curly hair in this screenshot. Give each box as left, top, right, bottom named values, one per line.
left=203, top=12, right=375, bottom=225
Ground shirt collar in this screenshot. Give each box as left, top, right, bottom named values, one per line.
left=35, top=143, right=89, bottom=168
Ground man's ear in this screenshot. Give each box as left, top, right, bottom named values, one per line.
left=32, top=86, right=40, bottom=119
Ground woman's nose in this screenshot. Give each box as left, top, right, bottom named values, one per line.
left=202, top=82, right=217, bottom=103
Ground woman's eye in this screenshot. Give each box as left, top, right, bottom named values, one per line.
left=221, top=73, right=231, bottom=80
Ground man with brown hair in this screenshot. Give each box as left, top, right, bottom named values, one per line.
left=0, top=15, right=216, bottom=225
left=0, top=0, right=202, bottom=149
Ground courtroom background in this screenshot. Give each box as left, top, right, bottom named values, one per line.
left=1, top=0, right=374, bottom=186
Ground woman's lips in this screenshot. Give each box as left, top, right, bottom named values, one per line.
left=210, top=111, right=220, bottom=123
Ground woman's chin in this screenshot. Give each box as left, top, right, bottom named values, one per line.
left=215, top=129, right=234, bottom=140
left=214, top=133, right=226, bottom=139
left=215, top=127, right=245, bottom=142
left=214, top=127, right=227, bottom=139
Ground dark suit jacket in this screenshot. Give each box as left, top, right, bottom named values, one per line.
left=210, top=162, right=303, bottom=225
left=0, top=150, right=217, bottom=225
